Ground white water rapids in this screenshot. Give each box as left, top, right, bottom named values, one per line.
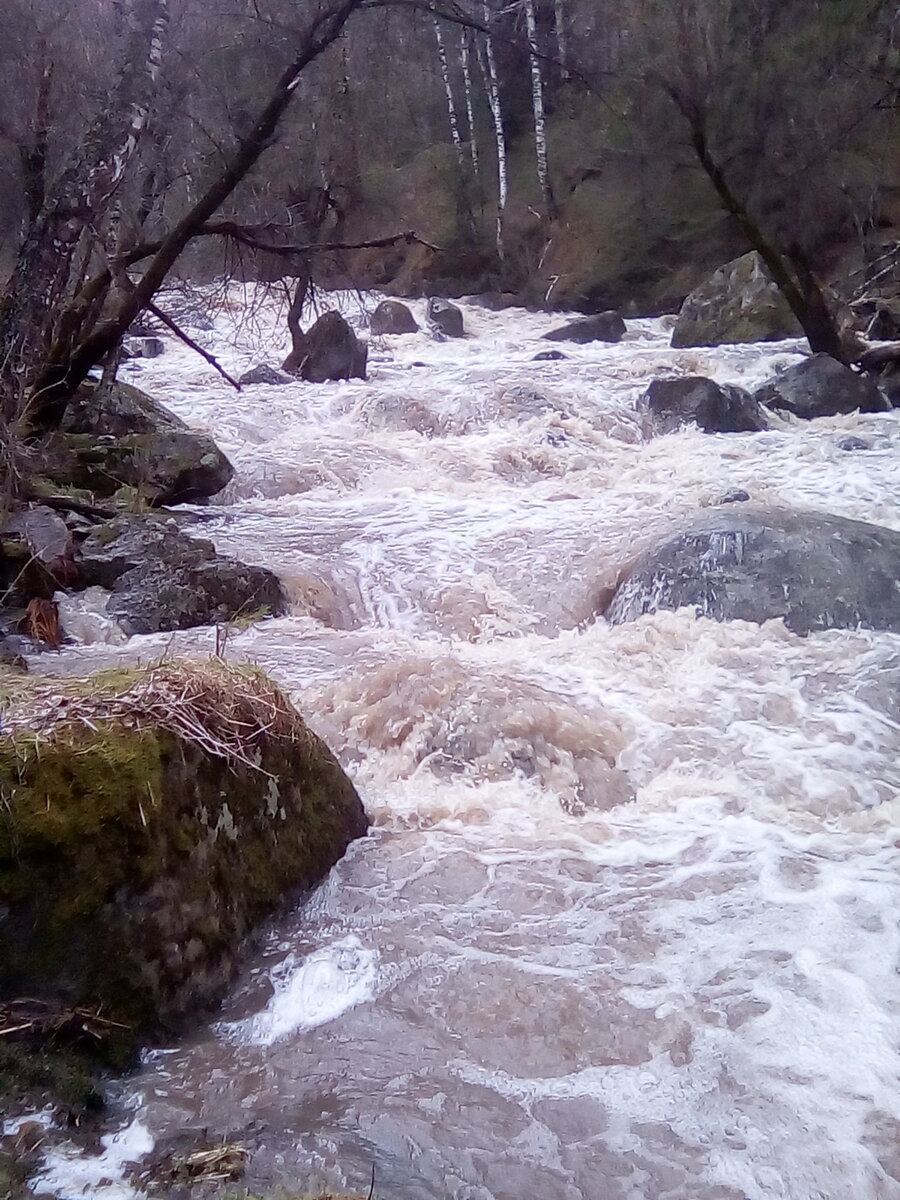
left=21, top=290, right=900, bottom=1199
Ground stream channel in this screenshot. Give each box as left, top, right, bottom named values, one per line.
left=12, top=291, right=900, bottom=1200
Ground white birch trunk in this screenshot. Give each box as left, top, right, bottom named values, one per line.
left=478, top=4, right=507, bottom=261
left=523, top=0, right=552, bottom=217
left=460, top=31, right=479, bottom=178
left=433, top=18, right=467, bottom=177
left=554, top=0, right=568, bottom=79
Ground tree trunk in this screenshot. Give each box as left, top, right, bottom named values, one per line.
left=523, top=0, right=554, bottom=220
left=477, top=7, right=508, bottom=263
left=682, top=104, right=851, bottom=362
left=460, top=31, right=480, bottom=179
left=0, top=0, right=171, bottom=431
left=8, top=0, right=365, bottom=435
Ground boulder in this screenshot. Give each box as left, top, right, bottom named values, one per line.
left=283, top=311, right=367, bottom=382
left=238, top=363, right=293, bottom=387
left=369, top=300, right=419, bottom=335
left=426, top=297, right=465, bottom=339
left=0, top=660, right=368, bottom=1038
left=77, top=515, right=285, bottom=635
left=640, top=376, right=768, bottom=434
left=123, top=336, right=165, bottom=359
left=606, top=505, right=900, bottom=636
left=542, top=311, right=626, bottom=344
left=41, top=380, right=234, bottom=505
left=754, top=353, right=887, bottom=419
left=39, top=430, right=234, bottom=506
left=671, top=252, right=803, bottom=348
left=533, top=349, right=567, bottom=361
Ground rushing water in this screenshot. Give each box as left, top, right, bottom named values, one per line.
left=18, top=290, right=900, bottom=1199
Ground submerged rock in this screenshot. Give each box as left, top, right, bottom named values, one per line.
left=606, top=505, right=900, bottom=636
left=77, top=515, right=285, bottom=634
left=542, top=311, right=626, bottom=344
left=671, top=252, right=803, bottom=348
left=369, top=299, right=419, bottom=335
left=283, top=311, right=368, bottom=382
left=640, top=376, right=768, bottom=434
left=753, top=353, right=887, bottom=418
left=0, top=660, right=368, bottom=1041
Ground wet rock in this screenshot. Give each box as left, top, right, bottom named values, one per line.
left=838, top=435, right=871, bottom=452
left=426, top=297, right=465, bottom=339
left=606, top=505, right=900, bottom=636
left=533, top=349, right=567, bottom=361
left=40, top=379, right=234, bottom=505
left=754, top=353, right=887, bottom=419
left=4, top=505, right=76, bottom=582
left=542, top=311, right=626, bottom=344
left=39, top=430, right=234, bottom=506
left=717, top=489, right=751, bottom=504
left=78, top=515, right=285, bottom=634
left=238, top=363, right=293, bottom=387
left=0, top=661, right=368, bottom=1038
left=671, top=252, right=803, bottom=348
left=369, top=300, right=419, bottom=335
left=283, top=311, right=367, bottom=382
left=123, top=336, right=165, bottom=359
left=640, top=376, right=768, bottom=434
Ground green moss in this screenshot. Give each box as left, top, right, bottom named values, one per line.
left=0, top=660, right=367, bottom=1111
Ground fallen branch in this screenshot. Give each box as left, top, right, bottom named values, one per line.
left=145, top=300, right=242, bottom=390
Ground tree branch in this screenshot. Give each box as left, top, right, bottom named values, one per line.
left=145, top=301, right=242, bottom=390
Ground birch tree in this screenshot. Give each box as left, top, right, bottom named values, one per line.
left=522, top=0, right=554, bottom=218
left=477, top=3, right=508, bottom=261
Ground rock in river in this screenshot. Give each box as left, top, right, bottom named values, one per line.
left=640, top=376, right=768, bottom=433
left=40, top=379, right=233, bottom=505
left=0, top=660, right=368, bottom=1038
left=671, top=251, right=803, bottom=348
left=77, top=514, right=285, bottom=634
left=753, top=353, right=887, bottom=419
left=542, top=311, right=626, bottom=344
left=606, top=505, right=900, bottom=636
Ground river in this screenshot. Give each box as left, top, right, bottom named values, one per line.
left=17, top=290, right=900, bottom=1199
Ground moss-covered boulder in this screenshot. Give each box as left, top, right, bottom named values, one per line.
left=0, top=661, right=368, bottom=1043
left=37, top=379, right=233, bottom=505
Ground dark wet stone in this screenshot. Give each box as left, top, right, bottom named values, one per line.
left=370, top=300, right=419, bottom=335
left=606, top=505, right=900, bottom=636
left=717, top=490, right=751, bottom=504
left=533, top=349, right=567, bottom=361
left=641, top=376, right=768, bottom=434
left=754, top=354, right=887, bottom=419
left=542, top=311, right=626, bottom=344
left=426, top=297, right=465, bottom=339
left=238, top=364, right=293, bottom=387
left=838, top=435, right=871, bottom=452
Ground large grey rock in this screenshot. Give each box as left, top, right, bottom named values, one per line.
left=640, top=376, right=768, bottom=434
left=671, top=252, right=803, bottom=348
left=283, top=311, right=367, bottom=382
left=754, top=353, right=887, bottom=419
left=606, top=505, right=900, bottom=636
left=542, top=311, right=626, bottom=344
left=370, top=300, right=419, bottom=335
left=426, top=297, right=465, bottom=339
left=78, top=516, right=285, bottom=635
left=45, top=380, right=234, bottom=504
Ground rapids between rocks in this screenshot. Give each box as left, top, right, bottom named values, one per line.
left=16, top=288, right=900, bottom=1200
